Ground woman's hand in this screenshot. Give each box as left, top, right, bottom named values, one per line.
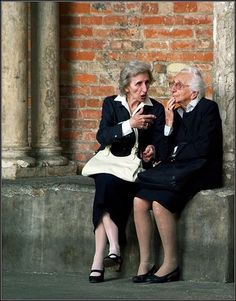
left=141, top=145, right=155, bottom=162
left=129, top=108, right=156, bottom=129
left=165, top=98, right=176, bottom=127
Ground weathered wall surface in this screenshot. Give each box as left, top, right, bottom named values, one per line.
left=213, top=2, right=235, bottom=186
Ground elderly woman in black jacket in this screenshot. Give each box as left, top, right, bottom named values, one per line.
left=132, top=66, right=223, bottom=283
left=88, top=61, right=166, bottom=283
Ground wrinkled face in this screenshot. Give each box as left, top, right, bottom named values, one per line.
left=169, top=72, right=198, bottom=108
left=125, top=73, right=150, bottom=102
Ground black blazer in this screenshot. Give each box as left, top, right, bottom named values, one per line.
left=96, top=95, right=166, bottom=163
left=166, top=97, right=223, bottom=189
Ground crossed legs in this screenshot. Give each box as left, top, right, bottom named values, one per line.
left=134, top=196, right=178, bottom=277
left=90, top=212, right=120, bottom=276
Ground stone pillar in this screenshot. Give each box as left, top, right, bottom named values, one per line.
left=213, top=2, right=234, bottom=186
left=31, top=2, right=68, bottom=166
left=2, top=2, right=36, bottom=177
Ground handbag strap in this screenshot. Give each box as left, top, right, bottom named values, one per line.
left=132, top=128, right=139, bottom=149
left=106, top=108, right=140, bottom=157
left=131, top=105, right=143, bottom=154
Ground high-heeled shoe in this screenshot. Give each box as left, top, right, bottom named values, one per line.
left=146, top=266, right=180, bottom=283
left=132, top=265, right=158, bottom=283
left=103, top=253, right=123, bottom=272
left=89, top=269, right=104, bottom=283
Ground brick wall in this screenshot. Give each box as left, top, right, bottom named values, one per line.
left=59, top=1, right=214, bottom=171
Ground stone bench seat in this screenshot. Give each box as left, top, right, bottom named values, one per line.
left=2, top=176, right=234, bottom=282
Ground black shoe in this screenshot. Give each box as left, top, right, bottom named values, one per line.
left=89, top=269, right=104, bottom=283
left=146, top=266, right=180, bottom=283
left=103, top=253, right=123, bottom=272
left=132, top=265, right=158, bottom=283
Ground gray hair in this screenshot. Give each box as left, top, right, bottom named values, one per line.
left=119, top=61, right=154, bottom=95
left=179, top=67, right=206, bottom=98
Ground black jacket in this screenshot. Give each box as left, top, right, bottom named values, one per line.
left=96, top=95, right=167, bottom=163
left=166, top=97, right=223, bottom=189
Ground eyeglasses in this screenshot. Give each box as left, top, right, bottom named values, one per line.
left=169, top=81, right=190, bottom=90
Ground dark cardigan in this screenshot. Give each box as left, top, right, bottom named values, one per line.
left=165, top=97, right=223, bottom=190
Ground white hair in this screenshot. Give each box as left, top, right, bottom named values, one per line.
left=179, top=67, right=206, bottom=98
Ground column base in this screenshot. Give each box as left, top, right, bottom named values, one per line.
left=32, top=147, right=69, bottom=166
left=2, top=156, right=36, bottom=168
left=36, top=156, right=69, bottom=167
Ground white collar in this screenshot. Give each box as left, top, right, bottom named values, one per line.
left=177, top=97, right=201, bottom=117
left=114, top=95, right=153, bottom=115
left=186, top=97, right=200, bottom=112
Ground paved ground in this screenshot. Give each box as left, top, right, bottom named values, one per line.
left=2, top=271, right=235, bottom=300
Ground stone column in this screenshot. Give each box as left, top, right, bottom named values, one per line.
left=2, top=2, right=35, bottom=175
left=213, top=2, right=234, bottom=186
left=31, top=2, right=68, bottom=166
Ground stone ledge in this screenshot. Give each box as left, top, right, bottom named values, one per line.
left=2, top=163, right=78, bottom=179
left=2, top=176, right=234, bottom=282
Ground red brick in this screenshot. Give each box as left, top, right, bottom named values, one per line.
left=80, top=109, right=102, bottom=119
left=197, top=2, right=213, bottom=13
left=63, top=50, right=95, bottom=61
left=81, top=16, right=103, bottom=25
left=170, top=40, right=196, bottom=50
left=62, top=130, right=82, bottom=140
left=103, top=16, right=128, bottom=26
left=90, top=86, right=115, bottom=96
left=73, top=74, right=97, bottom=84
left=174, top=2, right=198, bottom=13
left=141, top=3, right=159, bottom=14
left=144, top=41, right=169, bottom=50
left=126, top=2, right=141, bottom=13
left=61, top=27, right=93, bottom=39
left=82, top=131, right=96, bottom=141
left=196, top=28, right=213, bottom=38
left=144, top=28, right=193, bottom=39
left=60, top=3, right=91, bottom=15
left=60, top=86, right=90, bottom=96
left=60, top=40, right=82, bottom=49
left=81, top=40, right=107, bottom=50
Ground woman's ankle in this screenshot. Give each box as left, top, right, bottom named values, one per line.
left=108, top=247, right=120, bottom=257
left=137, top=261, right=152, bottom=275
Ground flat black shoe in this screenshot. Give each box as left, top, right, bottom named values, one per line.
left=146, top=267, right=180, bottom=283
left=103, top=253, right=123, bottom=272
left=132, top=265, right=158, bottom=283
left=89, top=269, right=104, bottom=283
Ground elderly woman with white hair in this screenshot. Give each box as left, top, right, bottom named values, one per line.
left=132, top=66, right=223, bottom=283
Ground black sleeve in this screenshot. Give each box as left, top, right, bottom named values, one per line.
left=96, top=96, right=135, bottom=148
left=176, top=101, right=223, bottom=161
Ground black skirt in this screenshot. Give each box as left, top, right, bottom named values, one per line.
left=136, top=184, right=199, bottom=213
left=92, top=173, right=138, bottom=245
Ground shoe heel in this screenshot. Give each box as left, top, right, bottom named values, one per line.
left=115, top=260, right=123, bottom=272
left=167, top=269, right=180, bottom=282
left=89, top=269, right=105, bottom=283
left=104, top=254, right=123, bottom=272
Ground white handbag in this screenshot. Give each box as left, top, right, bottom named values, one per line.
left=81, top=128, right=143, bottom=182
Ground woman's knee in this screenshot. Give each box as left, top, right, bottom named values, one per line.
left=134, top=197, right=151, bottom=212
left=152, top=201, right=177, bottom=219
left=152, top=201, right=168, bottom=217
